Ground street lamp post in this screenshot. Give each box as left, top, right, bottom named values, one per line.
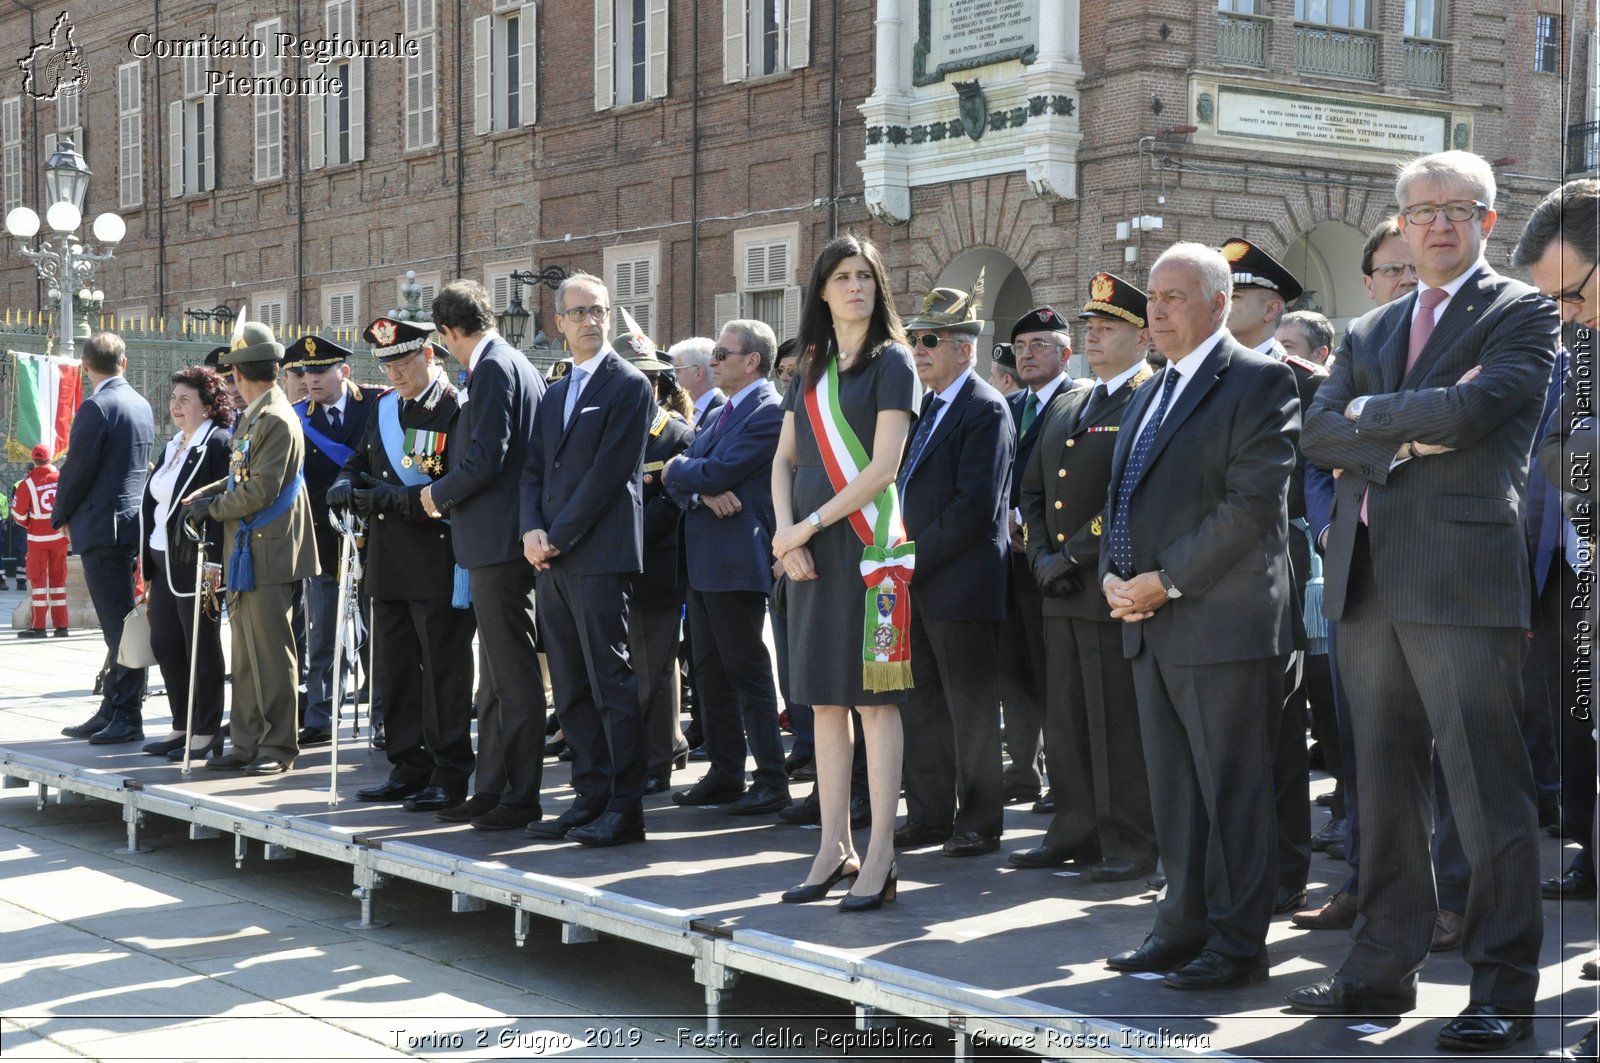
left=497, top=265, right=570, bottom=349
left=3, top=137, right=125, bottom=358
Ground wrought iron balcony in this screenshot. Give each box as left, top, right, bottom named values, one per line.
left=1217, top=12, right=1270, bottom=68
left=1403, top=37, right=1448, bottom=91
left=1568, top=121, right=1600, bottom=175
left=1293, top=23, right=1379, bottom=82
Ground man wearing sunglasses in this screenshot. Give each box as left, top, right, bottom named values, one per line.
left=1297, top=150, right=1559, bottom=1052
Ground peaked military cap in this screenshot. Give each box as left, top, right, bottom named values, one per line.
left=1079, top=271, right=1148, bottom=329
left=281, top=334, right=354, bottom=372
left=363, top=317, right=435, bottom=362
left=1219, top=237, right=1304, bottom=303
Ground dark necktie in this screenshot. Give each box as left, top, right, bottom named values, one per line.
left=709, top=399, right=735, bottom=437
left=1107, top=369, right=1182, bottom=578
left=1077, top=383, right=1108, bottom=429
left=898, top=395, right=945, bottom=492
left=1021, top=390, right=1039, bottom=435
left=328, top=407, right=342, bottom=435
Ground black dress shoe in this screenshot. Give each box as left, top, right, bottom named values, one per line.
left=471, top=803, right=542, bottom=831
left=88, top=721, right=145, bottom=745
left=297, top=726, right=332, bottom=746
left=1272, top=885, right=1309, bottom=914
left=370, top=723, right=387, bottom=750
left=569, top=809, right=646, bottom=847
left=1009, top=844, right=1097, bottom=869
left=1435, top=1003, right=1532, bottom=1052
left=403, top=786, right=459, bottom=813
left=783, top=752, right=813, bottom=777
left=525, top=806, right=603, bottom=839
left=1283, top=975, right=1416, bottom=1015
left=16, top=628, right=46, bottom=639
left=1165, top=949, right=1269, bottom=990
left=356, top=779, right=427, bottom=802
left=62, top=714, right=111, bottom=738
left=1106, top=936, right=1203, bottom=973
left=1003, top=784, right=1041, bottom=805
left=1583, top=959, right=1599, bottom=981
left=942, top=832, right=999, bottom=857
left=207, top=753, right=253, bottom=771
left=642, top=775, right=672, bottom=795
left=1088, top=858, right=1155, bottom=883
left=779, top=791, right=821, bottom=825
left=893, top=821, right=953, bottom=848
left=437, top=794, right=499, bottom=823
left=671, top=776, right=744, bottom=806
left=1544, top=866, right=1598, bottom=900
left=687, top=745, right=709, bottom=761
left=725, top=785, right=790, bottom=815
left=244, top=758, right=291, bottom=775
left=1030, top=796, right=1056, bottom=814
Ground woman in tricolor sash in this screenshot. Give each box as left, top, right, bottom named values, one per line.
left=771, top=235, right=917, bottom=911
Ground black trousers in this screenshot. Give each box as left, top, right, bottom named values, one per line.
left=1041, top=614, right=1155, bottom=865
left=373, top=596, right=476, bottom=794
left=81, top=544, right=146, bottom=724
left=901, top=612, right=1004, bottom=837
left=1133, top=645, right=1282, bottom=961
left=999, top=553, right=1046, bottom=793
left=629, top=599, right=685, bottom=778
left=686, top=588, right=786, bottom=791
left=539, top=567, right=644, bottom=814
left=147, top=549, right=225, bottom=736
left=468, top=559, right=546, bottom=809
left=1336, top=529, right=1542, bottom=1009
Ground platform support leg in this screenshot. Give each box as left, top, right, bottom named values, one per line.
left=855, top=1004, right=893, bottom=1031
left=346, top=867, right=389, bottom=930
left=1, top=773, right=25, bottom=789
left=952, top=1030, right=972, bottom=1062
left=694, top=959, right=739, bottom=1036
left=120, top=802, right=151, bottom=855
left=513, top=909, right=531, bottom=948
left=560, top=922, right=597, bottom=945
left=35, top=783, right=47, bottom=811
left=234, top=833, right=248, bottom=869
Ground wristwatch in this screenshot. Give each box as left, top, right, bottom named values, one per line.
left=807, top=511, right=823, bottom=531
left=1157, top=570, right=1182, bottom=599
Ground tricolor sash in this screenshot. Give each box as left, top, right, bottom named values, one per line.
left=803, top=357, right=916, bottom=692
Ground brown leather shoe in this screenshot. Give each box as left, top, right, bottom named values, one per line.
left=1291, top=889, right=1358, bottom=930
left=1430, top=909, right=1464, bottom=952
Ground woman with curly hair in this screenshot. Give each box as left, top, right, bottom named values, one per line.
left=140, top=366, right=234, bottom=761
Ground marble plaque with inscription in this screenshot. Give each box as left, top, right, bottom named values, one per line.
left=1216, top=86, right=1448, bottom=154
left=915, top=0, right=1037, bottom=85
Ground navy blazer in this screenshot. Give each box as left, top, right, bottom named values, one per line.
left=52, top=375, right=155, bottom=551
left=664, top=379, right=784, bottom=594
left=1099, top=336, right=1299, bottom=665
left=521, top=347, right=652, bottom=575
left=898, top=372, right=1014, bottom=622
left=1006, top=375, right=1064, bottom=507
left=430, top=336, right=546, bottom=568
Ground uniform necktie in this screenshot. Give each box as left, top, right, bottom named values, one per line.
left=328, top=407, right=342, bottom=434
left=1107, top=368, right=1181, bottom=578
left=1021, top=391, right=1039, bottom=435
left=1361, top=287, right=1452, bottom=524
left=1077, top=383, right=1108, bottom=429
left=898, top=395, right=945, bottom=492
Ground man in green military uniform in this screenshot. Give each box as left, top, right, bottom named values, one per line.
left=183, top=322, right=319, bottom=775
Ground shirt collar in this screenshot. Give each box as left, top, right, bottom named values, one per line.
left=694, top=387, right=726, bottom=415
left=933, top=366, right=973, bottom=406
left=726, top=377, right=766, bottom=408
left=1418, top=258, right=1485, bottom=305
left=1029, top=372, right=1067, bottom=406
left=1169, top=326, right=1231, bottom=372
left=467, top=330, right=501, bottom=373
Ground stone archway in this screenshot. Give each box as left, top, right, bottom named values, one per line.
left=1281, top=221, right=1370, bottom=337
left=932, top=247, right=1040, bottom=376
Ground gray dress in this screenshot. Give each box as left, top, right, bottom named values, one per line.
left=784, top=343, right=917, bottom=706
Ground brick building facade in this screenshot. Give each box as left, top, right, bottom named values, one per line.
left=0, top=1, right=1586, bottom=361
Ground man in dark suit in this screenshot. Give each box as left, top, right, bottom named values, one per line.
left=1292, top=151, right=1558, bottom=1052
left=1000, top=307, right=1075, bottom=807
left=522, top=271, right=653, bottom=847
left=663, top=319, right=788, bottom=816
left=1016, top=273, right=1158, bottom=880
left=891, top=285, right=1014, bottom=856
left=420, top=283, right=549, bottom=831
left=284, top=336, right=382, bottom=745
left=54, top=331, right=155, bottom=744
left=332, top=333, right=476, bottom=813
left=1099, top=243, right=1298, bottom=990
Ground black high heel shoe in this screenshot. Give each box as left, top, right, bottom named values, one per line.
left=167, top=735, right=222, bottom=762
left=839, top=863, right=897, bottom=912
left=780, top=858, right=861, bottom=904
left=143, top=734, right=187, bottom=757
left=671, top=747, right=689, bottom=771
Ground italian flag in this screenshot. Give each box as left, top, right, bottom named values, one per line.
left=11, top=352, right=83, bottom=460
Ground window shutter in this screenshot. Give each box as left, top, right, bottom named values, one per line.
left=168, top=101, right=182, bottom=195
left=307, top=63, right=326, bottom=169
left=713, top=292, right=740, bottom=332
left=202, top=97, right=217, bottom=191
left=519, top=3, right=538, bottom=127
left=347, top=58, right=366, bottom=161
left=723, top=0, right=746, bottom=83
left=474, top=16, right=492, bottom=135
left=646, top=0, right=669, bottom=100
left=491, top=273, right=513, bottom=312
left=594, top=0, right=613, bottom=111
left=787, top=0, right=811, bottom=69
left=782, top=286, right=802, bottom=340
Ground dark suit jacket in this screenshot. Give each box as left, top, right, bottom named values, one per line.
left=898, top=372, right=1014, bottom=622
left=635, top=407, right=695, bottom=606
left=430, top=336, right=546, bottom=569
left=1099, top=336, right=1299, bottom=664
left=52, top=375, right=155, bottom=551
left=521, top=348, right=652, bottom=575
left=1006, top=375, right=1066, bottom=508
left=664, top=379, right=783, bottom=594
left=694, top=390, right=727, bottom=432
left=140, top=421, right=230, bottom=580
left=1023, top=366, right=1154, bottom=620
left=1302, top=266, right=1558, bottom=626
left=296, top=381, right=382, bottom=571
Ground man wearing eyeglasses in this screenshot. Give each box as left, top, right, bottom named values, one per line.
left=421, top=280, right=549, bottom=832
left=1295, top=151, right=1558, bottom=1052
left=670, top=337, right=725, bottom=429
left=1361, top=216, right=1420, bottom=307
left=522, top=272, right=654, bottom=847
left=998, top=307, right=1074, bottom=811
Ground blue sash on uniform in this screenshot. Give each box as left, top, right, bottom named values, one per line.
left=377, top=392, right=471, bottom=609
left=226, top=469, right=304, bottom=593
left=296, top=403, right=356, bottom=467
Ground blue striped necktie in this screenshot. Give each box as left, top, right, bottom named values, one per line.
left=1106, top=369, right=1181, bottom=578
left=898, top=395, right=945, bottom=491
